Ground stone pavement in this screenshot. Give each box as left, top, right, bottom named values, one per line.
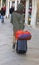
left=0, top=18, right=39, bottom=65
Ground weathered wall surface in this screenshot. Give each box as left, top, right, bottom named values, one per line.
left=37, top=0, right=39, bottom=21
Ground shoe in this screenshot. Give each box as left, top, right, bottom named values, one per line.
left=12, top=44, right=15, bottom=49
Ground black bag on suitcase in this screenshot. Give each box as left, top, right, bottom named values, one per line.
left=16, top=40, right=27, bottom=54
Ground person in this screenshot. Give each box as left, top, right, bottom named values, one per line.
left=0, top=8, right=1, bottom=19
left=9, top=6, right=14, bottom=24
left=3, top=5, right=6, bottom=16
left=1, top=7, right=4, bottom=23
left=9, top=6, right=14, bottom=14
left=11, top=3, right=24, bottom=49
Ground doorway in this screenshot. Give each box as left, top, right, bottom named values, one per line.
left=28, top=0, right=32, bottom=25
left=20, top=0, right=26, bottom=22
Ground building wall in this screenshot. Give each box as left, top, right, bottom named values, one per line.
left=25, top=0, right=37, bottom=27
left=0, top=0, right=1, bottom=7
left=37, top=0, right=39, bottom=21
left=0, top=0, right=2, bottom=9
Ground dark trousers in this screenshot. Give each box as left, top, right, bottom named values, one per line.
left=1, top=15, right=4, bottom=23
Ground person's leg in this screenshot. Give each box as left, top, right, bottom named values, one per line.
left=1, top=15, right=4, bottom=23
left=12, top=32, right=16, bottom=49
